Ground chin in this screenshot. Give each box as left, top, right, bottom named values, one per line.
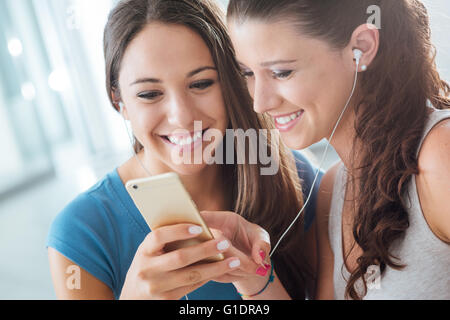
left=281, top=131, right=320, bottom=151
left=278, top=132, right=304, bottom=150
left=286, top=141, right=309, bottom=151
left=168, top=162, right=211, bottom=177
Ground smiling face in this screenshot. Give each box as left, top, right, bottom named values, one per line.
left=118, top=23, right=228, bottom=175
left=229, top=20, right=356, bottom=150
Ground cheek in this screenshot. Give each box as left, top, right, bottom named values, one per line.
left=245, top=79, right=255, bottom=99
left=130, top=109, right=162, bottom=140
left=278, top=78, right=318, bottom=109
left=283, top=65, right=349, bottom=115
left=200, top=89, right=228, bottom=126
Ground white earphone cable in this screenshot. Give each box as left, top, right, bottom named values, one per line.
left=269, top=57, right=361, bottom=258
left=120, top=106, right=153, bottom=177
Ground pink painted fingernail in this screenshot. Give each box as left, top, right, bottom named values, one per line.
left=259, top=250, right=266, bottom=261
left=256, top=266, right=268, bottom=277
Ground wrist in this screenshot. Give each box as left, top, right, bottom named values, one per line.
left=235, top=262, right=275, bottom=298
left=233, top=276, right=267, bottom=296
left=233, top=263, right=270, bottom=294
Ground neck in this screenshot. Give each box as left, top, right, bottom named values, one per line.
left=328, top=109, right=363, bottom=217
left=328, top=108, right=361, bottom=172
left=137, top=150, right=228, bottom=212
left=179, top=164, right=227, bottom=211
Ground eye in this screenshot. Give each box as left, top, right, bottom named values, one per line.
left=190, top=80, right=215, bottom=90
left=137, top=91, right=163, bottom=100
left=241, top=70, right=254, bottom=79
left=272, top=70, right=293, bottom=79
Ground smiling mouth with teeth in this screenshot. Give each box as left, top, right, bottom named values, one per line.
left=162, top=129, right=208, bottom=146
left=274, top=111, right=303, bottom=125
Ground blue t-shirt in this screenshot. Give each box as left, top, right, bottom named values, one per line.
left=46, top=150, right=323, bottom=300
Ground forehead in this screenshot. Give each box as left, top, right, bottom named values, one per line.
left=229, top=20, right=325, bottom=66
left=119, top=22, right=215, bottom=81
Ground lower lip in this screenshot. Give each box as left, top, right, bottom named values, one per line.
left=274, top=111, right=304, bottom=132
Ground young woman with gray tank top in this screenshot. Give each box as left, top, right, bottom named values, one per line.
left=226, top=0, right=450, bottom=299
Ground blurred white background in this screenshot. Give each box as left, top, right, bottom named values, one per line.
left=0, top=0, right=448, bottom=299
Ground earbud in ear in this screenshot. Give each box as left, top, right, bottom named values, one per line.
left=353, top=49, right=363, bottom=65
left=118, top=102, right=124, bottom=113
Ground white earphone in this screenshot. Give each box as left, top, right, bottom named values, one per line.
left=270, top=48, right=365, bottom=257
left=118, top=101, right=124, bottom=114
left=353, top=48, right=367, bottom=71
left=353, top=48, right=363, bottom=65
left=118, top=101, right=153, bottom=176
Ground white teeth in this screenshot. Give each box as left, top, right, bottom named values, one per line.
left=167, top=131, right=203, bottom=146
left=275, top=111, right=303, bottom=125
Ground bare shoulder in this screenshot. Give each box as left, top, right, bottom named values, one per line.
left=416, top=117, right=450, bottom=242
left=419, top=118, right=450, bottom=164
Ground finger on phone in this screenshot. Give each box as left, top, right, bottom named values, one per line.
left=224, top=245, right=263, bottom=275
left=201, top=211, right=271, bottom=266
left=163, top=257, right=241, bottom=293
left=209, top=227, right=224, bottom=239
left=139, top=223, right=204, bottom=255
left=159, top=237, right=232, bottom=271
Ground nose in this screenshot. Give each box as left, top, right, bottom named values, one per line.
left=166, top=92, right=197, bottom=129
left=251, top=77, right=282, bottom=115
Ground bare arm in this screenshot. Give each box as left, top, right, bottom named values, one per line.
left=416, top=119, right=450, bottom=242
left=48, top=248, right=115, bottom=300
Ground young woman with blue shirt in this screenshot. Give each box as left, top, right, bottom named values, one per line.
left=46, top=0, right=322, bottom=300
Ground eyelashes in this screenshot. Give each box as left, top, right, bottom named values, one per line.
left=137, top=91, right=163, bottom=99
left=189, top=79, right=215, bottom=90
left=241, top=70, right=254, bottom=78
left=240, top=69, right=294, bottom=80
left=272, top=70, right=293, bottom=79
left=137, top=79, right=216, bottom=100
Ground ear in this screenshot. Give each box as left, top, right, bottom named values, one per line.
left=111, top=90, right=129, bottom=120
left=347, top=24, right=380, bottom=72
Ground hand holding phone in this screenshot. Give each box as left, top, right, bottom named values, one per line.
left=122, top=172, right=270, bottom=300
left=125, top=172, right=224, bottom=263
left=119, top=222, right=242, bottom=300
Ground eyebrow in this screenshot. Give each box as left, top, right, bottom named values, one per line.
left=130, top=78, right=161, bottom=86
left=260, top=60, right=297, bottom=67
left=130, top=66, right=217, bottom=86
left=187, top=66, right=217, bottom=78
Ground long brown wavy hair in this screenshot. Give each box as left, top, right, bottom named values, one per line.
left=228, top=0, right=450, bottom=299
left=104, top=0, right=312, bottom=299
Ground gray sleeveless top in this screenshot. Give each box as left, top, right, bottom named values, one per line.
left=328, top=107, right=450, bottom=300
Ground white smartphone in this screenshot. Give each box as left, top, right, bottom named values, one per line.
left=125, top=172, right=224, bottom=263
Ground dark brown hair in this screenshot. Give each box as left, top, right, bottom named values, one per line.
left=104, top=0, right=312, bottom=299
left=228, top=0, right=450, bottom=299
